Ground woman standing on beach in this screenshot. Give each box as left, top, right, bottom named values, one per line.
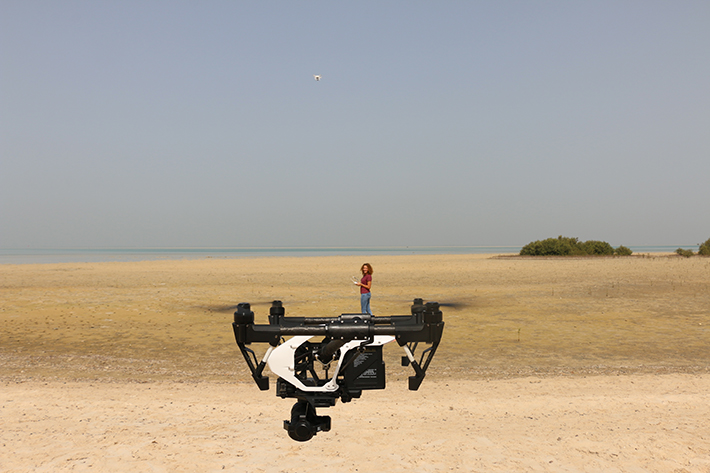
left=355, top=263, right=373, bottom=315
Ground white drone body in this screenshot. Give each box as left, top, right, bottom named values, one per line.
left=265, top=335, right=395, bottom=393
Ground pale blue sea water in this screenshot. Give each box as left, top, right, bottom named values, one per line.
left=0, top=246, right=522, bottom=264
left=0, top=246, right=697, bottom=264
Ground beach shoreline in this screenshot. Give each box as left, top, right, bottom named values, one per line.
left=0, top=245, right=697, bottom=265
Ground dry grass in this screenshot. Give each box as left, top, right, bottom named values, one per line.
left=2, top=254, right=709, bottom=382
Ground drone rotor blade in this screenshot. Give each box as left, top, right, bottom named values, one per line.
left=386, top=298, right=471, bottom=310
left=435, top=301, right=470, bottom=309
left=199, top=304, right=241, bottom=313
left=197, top=300, right=286, bottom=313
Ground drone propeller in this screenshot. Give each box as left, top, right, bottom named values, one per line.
left=198, top=304, right=242, bottom=313
left=197, top=300, right=294, bottom=313
left=387, top=297, right=471, bottom=310
left=433, top=301, right=469, bottom=310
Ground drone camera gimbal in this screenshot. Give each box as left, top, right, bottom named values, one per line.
left=232, top=298, right=444, bottom=441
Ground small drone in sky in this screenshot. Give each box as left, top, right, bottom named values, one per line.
left=232, top=299, right=445, bottom=441
left=313, top=74, right=321, bottom=81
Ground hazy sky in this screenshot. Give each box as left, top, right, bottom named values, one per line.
left=2, top=1, right=709, bottom=248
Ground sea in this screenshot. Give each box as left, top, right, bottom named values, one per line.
left=0, top=246, right=696, bottom=265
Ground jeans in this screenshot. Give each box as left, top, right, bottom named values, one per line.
left=360, top=292, right=372, bottom=315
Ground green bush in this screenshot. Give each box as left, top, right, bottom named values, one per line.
left=520, top=236, right=579, bottom=256
left=699, top=238, right=710, bottom=256
left=614, top=245, right=633, bottom=256
left=579, top=240, right=615, bottom=255
left=520, top=236, right=629, bottom=256
left=676, top=248, right=694, bottom=258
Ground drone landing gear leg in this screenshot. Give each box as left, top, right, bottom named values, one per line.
left=284, top=401, right=331, bottom=442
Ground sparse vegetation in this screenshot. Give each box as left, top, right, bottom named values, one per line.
left=699, top=238, right=710, bottom=256
left=579, top=240, right=615, bottom=255
left=520, top=236, right=631, bottom=256
left=520, top=236, right=579, bottom=256
left=676, top=248, right=694, bottom=258
left=614, top=245, right=633, bottom=256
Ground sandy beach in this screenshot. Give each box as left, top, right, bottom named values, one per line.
left=2, top=254, right=710, bottom=471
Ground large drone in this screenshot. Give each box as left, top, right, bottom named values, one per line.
left=232, top=298, right=445, bottom=441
